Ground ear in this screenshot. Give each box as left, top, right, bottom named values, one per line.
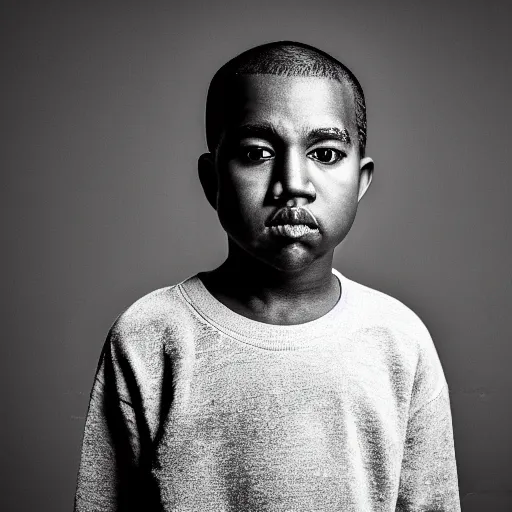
left=198, top=152, right=218, bottom=210
left=357, top=156, right=374, bottom=202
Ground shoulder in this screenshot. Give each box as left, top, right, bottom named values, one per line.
left=339, top=271, right=447, bottom=407
left=341, top=272, right=434, bottom=351
left=113, top=283, right=184, bottom=335
left=106, top=278, right=207, bottom=356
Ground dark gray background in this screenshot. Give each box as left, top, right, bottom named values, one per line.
left=2, top=1, right=511, bottom=510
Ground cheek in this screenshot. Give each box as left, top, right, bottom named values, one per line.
left=318, top=166, right=361, bottom=204
left=325, top=196, right=359, bottom=232
left=216, top=172, right=265, bottom=233
left=219, top=168, right=268, bottom=210
left=318, top=175, right=361, bottom=229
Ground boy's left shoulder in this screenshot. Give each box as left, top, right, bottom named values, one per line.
left=341, top=272, right=440, bottom=356
left=341, top=272, right=448, bottom=406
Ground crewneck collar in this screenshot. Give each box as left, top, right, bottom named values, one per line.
left=179, top=268, right=350, bottom=350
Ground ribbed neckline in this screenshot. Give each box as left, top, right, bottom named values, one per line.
left=178, top=268, right=350, bottom=351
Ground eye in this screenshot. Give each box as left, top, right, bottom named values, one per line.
left=244, top=147, right=274, bottom=162
left=308, top=148, right=345, bottom=165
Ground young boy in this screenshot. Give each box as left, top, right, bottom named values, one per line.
left=75, top=42, right=460, bottom=511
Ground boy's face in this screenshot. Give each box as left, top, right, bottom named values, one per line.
left=199, top=74, right=373, bottom=272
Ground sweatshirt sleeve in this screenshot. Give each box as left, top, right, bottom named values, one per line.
left=395, top=384, right=461, bottom=511
left=74, top=333, right=158, bottom=512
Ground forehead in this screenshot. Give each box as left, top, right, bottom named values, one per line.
left=227, top=74, right=357, bottom=134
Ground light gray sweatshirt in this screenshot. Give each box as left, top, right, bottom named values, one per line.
left=75, top=269, right=460, bottom=511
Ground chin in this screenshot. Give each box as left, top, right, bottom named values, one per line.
left=263, top=244, right=318, bottom=273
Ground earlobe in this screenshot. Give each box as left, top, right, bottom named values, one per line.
left=198, top=153, right=218, bottom=210
left=357, top=156, right=374, bottom=202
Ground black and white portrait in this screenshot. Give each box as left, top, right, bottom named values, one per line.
left=3, top=1, right=511, bottom=511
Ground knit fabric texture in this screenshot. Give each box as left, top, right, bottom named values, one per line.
left=75, top=269, right=460, bottom=511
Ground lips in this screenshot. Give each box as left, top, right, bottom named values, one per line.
left=266, top=207, right=320, bottom=239
left=266, top=207, right=319, bottom=229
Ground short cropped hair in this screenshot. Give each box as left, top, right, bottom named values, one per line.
left=205, top=41, right=367, bottom=156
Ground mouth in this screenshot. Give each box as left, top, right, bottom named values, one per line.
left=269, top=224, right=319, bottom=239
left=266, top=207, right=320, bottom=239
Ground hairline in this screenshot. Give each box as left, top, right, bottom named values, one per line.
left=217, top=73, right=359, bottom=151
left=205, top=43, right=367, bottom=157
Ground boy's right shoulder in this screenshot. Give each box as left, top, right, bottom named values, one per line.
left=107, top=278, right=204, bottom=350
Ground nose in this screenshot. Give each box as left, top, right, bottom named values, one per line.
left=272, top=149, right=316, bottom=203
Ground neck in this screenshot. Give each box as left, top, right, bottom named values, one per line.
left=200, top=245, right=340, bottom=325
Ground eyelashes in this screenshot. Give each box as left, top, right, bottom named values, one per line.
left=245, top=147, right=274, bottom=162
left=307, top=148, right=345, bottom=165
left=239, top=146, right=346, bottom=165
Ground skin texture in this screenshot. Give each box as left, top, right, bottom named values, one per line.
left=198, top=75, right=374, bottom=324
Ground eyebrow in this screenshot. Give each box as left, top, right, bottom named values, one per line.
left=233, top=123, right=279, bottom=140
left=306, top=127, right=352, bottom=145
left=232, top=123, right=352, bottom=146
